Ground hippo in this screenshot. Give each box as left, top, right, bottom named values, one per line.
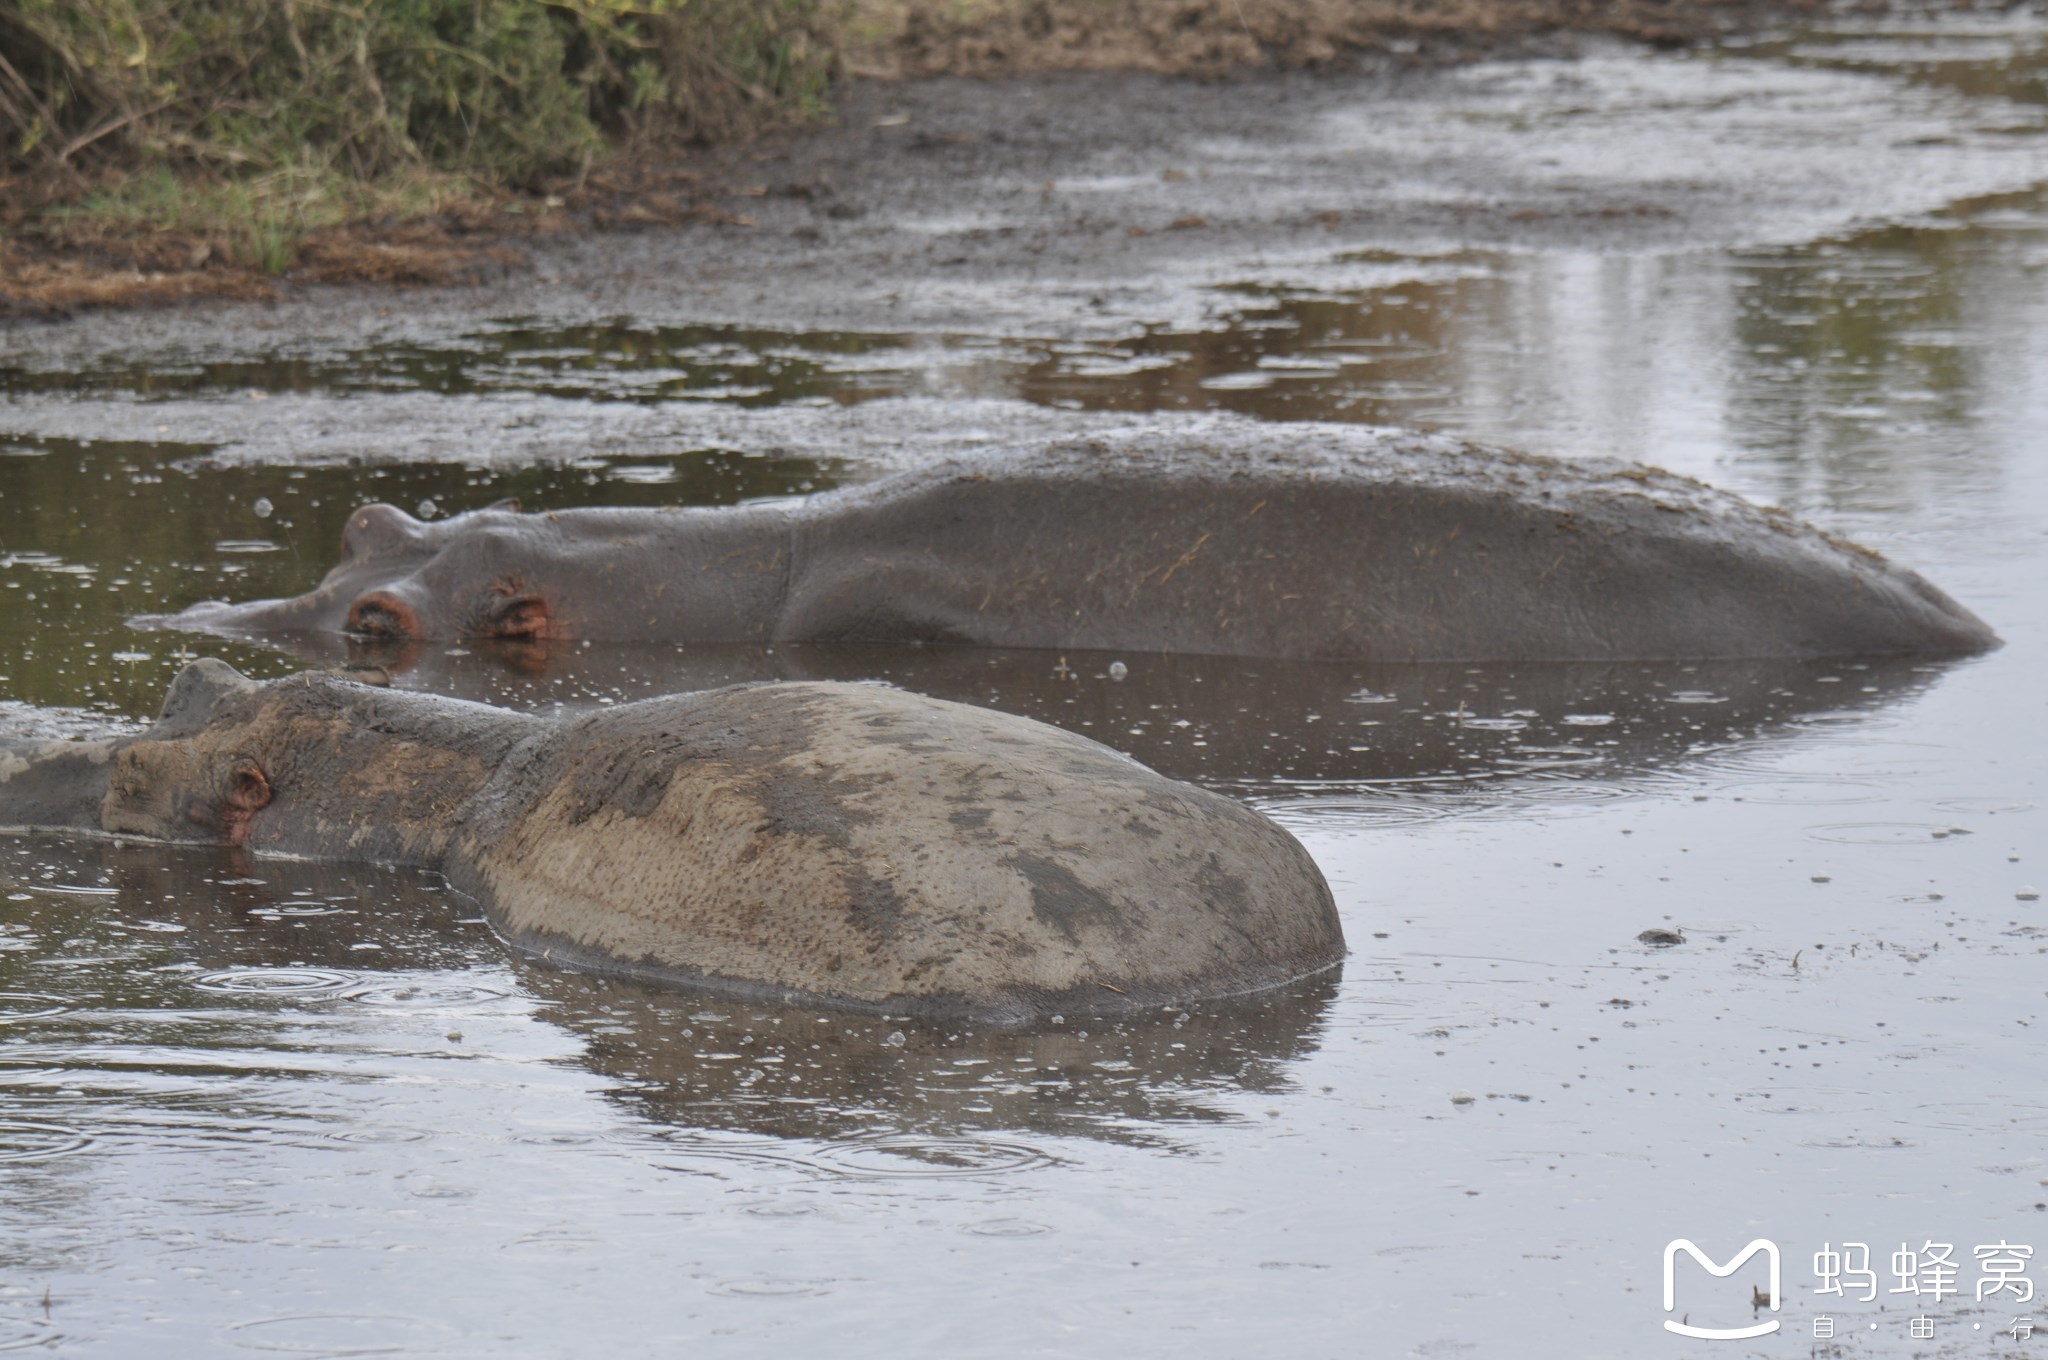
left=139, top=428, right=1996, bottom=660
left=0, top=661, right=1342, bottom=1023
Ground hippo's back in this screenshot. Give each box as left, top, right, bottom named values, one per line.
left=452, top=682, right=1342, bottom=1022
left=779, top=427, right=1994, bottom=660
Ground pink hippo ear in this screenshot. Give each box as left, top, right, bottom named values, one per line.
left=226, top=758, right=271, bottom=813
left=339, top=503, right=425, bottom=560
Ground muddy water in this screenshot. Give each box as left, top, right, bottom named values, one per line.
left=5, top=14, right=2048, bottom=1360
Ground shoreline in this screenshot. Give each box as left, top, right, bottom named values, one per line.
left=0, top=0, right=1840, bottom=322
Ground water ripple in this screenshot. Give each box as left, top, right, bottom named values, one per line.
left=0, top=992, right=74, bottom=1024
left=226, top=1313, right=451, bottom=1355
left=1806, top=821, right=1970, bottom=845
left=343, top=979, right=512, bottom=1010
left=0, top=1119, right=93, bottom=1163
left=810, top=1134, right=1055, bottom=1180
left=0, top=1318, right=60, bottom=1353
left=194, top=969, right=361, bottom=998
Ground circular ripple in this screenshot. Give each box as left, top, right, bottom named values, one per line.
left=0, top=1119, right=93, bottom=1163
left=708, top=1278, right=836, bottom=1299
left=0, top=1318, right=59, bottom=1353
left=326, top=1127, right=430, bottom=1146
left=1258, top=798, right=1452, bottom=830
left=1495, top=747, right=1605, bottom=771
left=0, top=992, right=73, bottom=1025
left=344, top=979, right=510, bottom=1010
left=812, top=1135, right=1054, bottom=1180
left=963, top=1218, right=1054, bottom=1238
left=1716, top=779, right=1885, bottom=806
left=1807, top=822, right=1966, bottom=846
left=195, top=968, right=360, bottom=998
left=227, top=1313, right=448, bottom=1355
left=1933, top=796, right=2035, bottom=815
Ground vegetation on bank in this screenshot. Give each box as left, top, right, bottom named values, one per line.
left=0, top=0, right=833, bottom=269
left=1, top=0, right=1831, bottom=292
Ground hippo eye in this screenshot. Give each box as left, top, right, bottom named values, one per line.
left=474, top=594, right=552, bottom=641
left=346, top=592, right=420, bottom=640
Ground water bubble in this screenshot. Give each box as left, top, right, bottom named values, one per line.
left=252, top=497, right=273, bottom=519
left=882, top=1030, right=906, bottom=1048
left=2020, top=887, right=2041, bottom=902
left=1107, top=660, right=1128, bottom=681
left=416, top=498, right=438, bottom=519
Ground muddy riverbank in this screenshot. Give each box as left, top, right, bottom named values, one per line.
left=0, top=0, right=1849, bottom=320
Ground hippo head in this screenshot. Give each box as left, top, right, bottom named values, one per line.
left=89, top=658, right=515, bottom=863
left=98, top=659, right=283, bottom=844
left=135, top=501, right=561, bottom=644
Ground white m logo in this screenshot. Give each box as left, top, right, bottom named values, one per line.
left=1663, top=1239, right=1781, bottom=1340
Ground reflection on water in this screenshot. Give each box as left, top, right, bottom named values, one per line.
left=0, top=837, right=1333, bottom=1157
left=183, top=632, right=1961, bottom=805
left=526, top=964, right=1337, bottom=1150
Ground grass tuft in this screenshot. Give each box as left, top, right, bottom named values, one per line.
left=1, top=0, right=832, bottom=267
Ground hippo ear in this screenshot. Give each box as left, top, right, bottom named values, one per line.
left=339, top=503, right=426, bottom=560
left=155, top=659, right=257, bottom=737
left=485, top=497, right=522, bottom=513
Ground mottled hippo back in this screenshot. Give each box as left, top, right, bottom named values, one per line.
left=451, top=682, right=1342, bottom=1023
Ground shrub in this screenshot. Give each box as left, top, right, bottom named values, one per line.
left=0, top=0, right=832, bottom=185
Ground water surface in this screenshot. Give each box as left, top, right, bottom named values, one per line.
left=3, top=14, right=2047, bottom=1358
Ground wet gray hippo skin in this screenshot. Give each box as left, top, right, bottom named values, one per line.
left=144, top=428, right=1996, bottom=660
left=0, top=661, right=1342, bottom=1023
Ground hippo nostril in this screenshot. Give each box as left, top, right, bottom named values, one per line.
left=346, top=592, right=419, bottom=640
left=476, top=594, right=552, bottom=641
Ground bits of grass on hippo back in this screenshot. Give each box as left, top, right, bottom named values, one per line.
left=1638, top=928, right=1685, bottom=947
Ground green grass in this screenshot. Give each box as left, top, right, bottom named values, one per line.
left=47, top=162, right=486, bottom=271
left=1, top=0, right=832, bottom=265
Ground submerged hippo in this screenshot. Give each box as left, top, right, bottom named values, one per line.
left=141, top=428, right=1995, bottom=660
left=0, top=662, right=1341, bottom=1022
